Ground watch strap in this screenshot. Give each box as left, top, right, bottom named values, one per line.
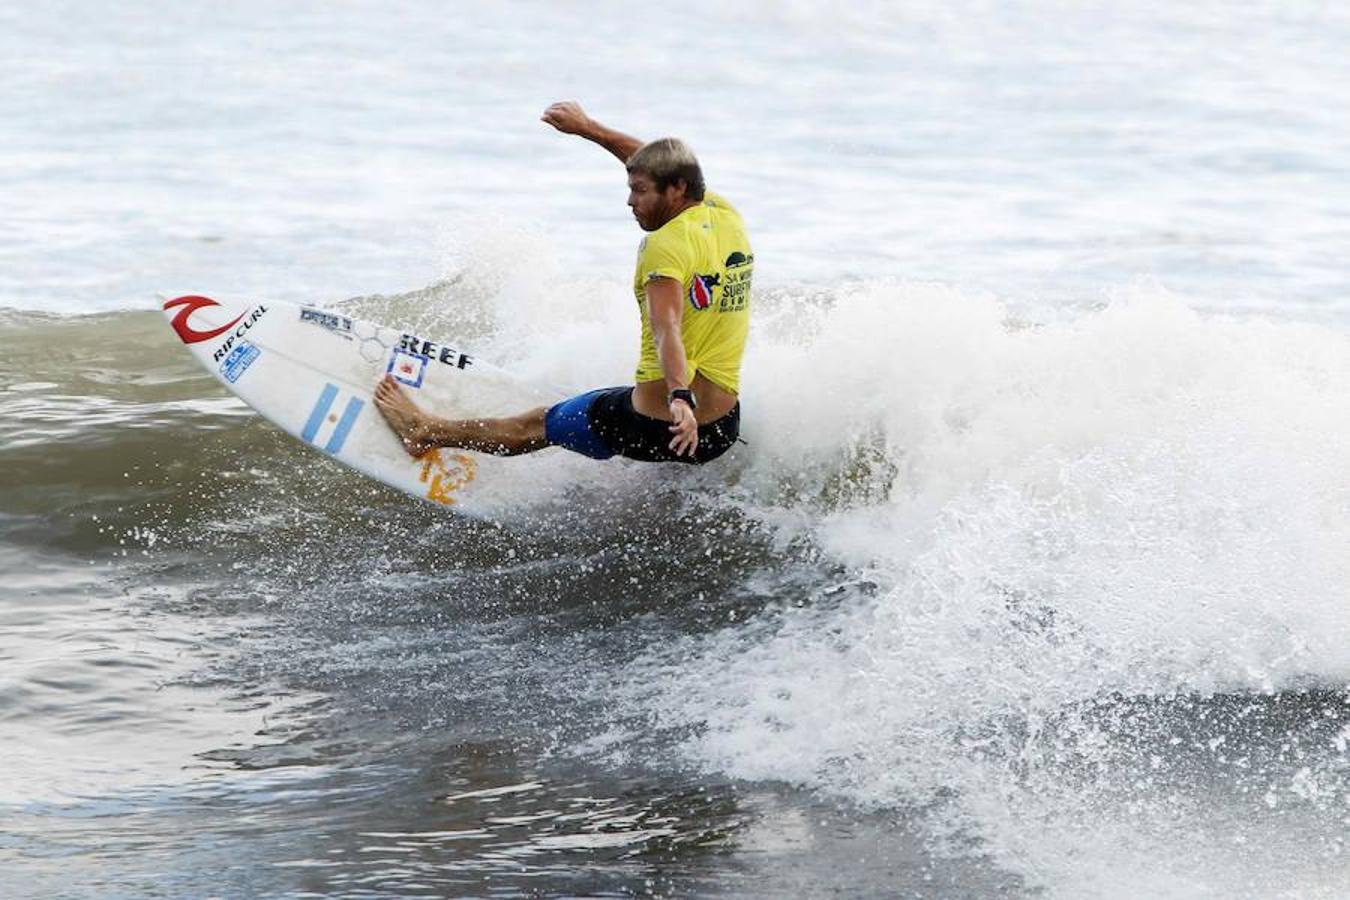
left=668, top=388, right=697, bottom=410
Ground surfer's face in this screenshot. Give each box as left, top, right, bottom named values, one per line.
left=627, top=172, right=685, bottom=232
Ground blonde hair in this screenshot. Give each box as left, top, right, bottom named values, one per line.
left=626, top=137, right=705, bottom=200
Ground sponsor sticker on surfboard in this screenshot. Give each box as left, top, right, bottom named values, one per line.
left=220, top=340, right=261, bottom=383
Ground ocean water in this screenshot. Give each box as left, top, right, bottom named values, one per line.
left=3, top=2, right=1349, bottom=898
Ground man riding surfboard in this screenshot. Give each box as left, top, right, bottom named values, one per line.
left=374, top=101, right=751, bottom=464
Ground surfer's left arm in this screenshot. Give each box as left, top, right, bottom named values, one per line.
left=646, top=277, right=698, bottom=457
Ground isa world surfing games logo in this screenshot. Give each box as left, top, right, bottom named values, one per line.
left=688, top=273, right=719, bottom=311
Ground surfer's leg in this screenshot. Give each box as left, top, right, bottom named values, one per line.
left=374, top=375, right=548, bottom=457
left=436, top=407, right=549, bottom=456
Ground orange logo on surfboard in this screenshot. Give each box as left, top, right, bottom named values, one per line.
left=418, top=449, right=477, bottom=505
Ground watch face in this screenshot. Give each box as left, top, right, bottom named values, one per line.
left=669, top=389, right=696, bottom=409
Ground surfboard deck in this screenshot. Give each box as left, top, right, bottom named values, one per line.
left=161, top=294, right=563, bottom=515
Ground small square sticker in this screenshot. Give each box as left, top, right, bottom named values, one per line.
left=387, top=348, right=429, bottom=388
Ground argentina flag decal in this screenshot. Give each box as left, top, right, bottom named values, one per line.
left=301, top=383, right=365, bottom=455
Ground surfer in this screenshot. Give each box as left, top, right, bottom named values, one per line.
left=374, top=101, right=751, bottom=464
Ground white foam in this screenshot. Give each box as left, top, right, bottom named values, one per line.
left=612, top=282, right=1350, bottom=896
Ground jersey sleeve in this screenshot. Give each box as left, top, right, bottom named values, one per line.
left=636, top=228, right=693, bottom=288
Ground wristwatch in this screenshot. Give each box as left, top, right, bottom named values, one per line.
left=668, top=388, right=697, bottom=410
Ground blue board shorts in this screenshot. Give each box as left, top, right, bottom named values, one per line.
left=544, top=387, right=740, bottom=465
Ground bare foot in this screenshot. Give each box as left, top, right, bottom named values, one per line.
left=373, top=375, right=438, bottom=458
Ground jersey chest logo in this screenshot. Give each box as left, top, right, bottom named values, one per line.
left=688, top=273, right=720, bottom=310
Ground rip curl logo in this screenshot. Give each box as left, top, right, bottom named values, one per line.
left=419, top=449, right=477, bottom=505
left=164, top=295, right=245, bottom=345
left=688, top=273, right=719, bottom=311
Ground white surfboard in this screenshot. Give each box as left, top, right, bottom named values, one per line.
left=161, top=294, right=564, bottom=515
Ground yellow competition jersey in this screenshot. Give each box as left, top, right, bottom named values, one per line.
left=632, top=191, right=752, bottom=393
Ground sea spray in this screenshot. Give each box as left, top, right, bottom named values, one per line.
left=608, top=282, right=1350, bottom=896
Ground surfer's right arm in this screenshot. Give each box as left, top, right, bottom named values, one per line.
left=541, top=101, right=642, bottom=164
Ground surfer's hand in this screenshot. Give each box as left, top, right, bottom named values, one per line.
left=541, top=101, right=591, bottom=136
left=668, top=400, right=699, bottom=457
